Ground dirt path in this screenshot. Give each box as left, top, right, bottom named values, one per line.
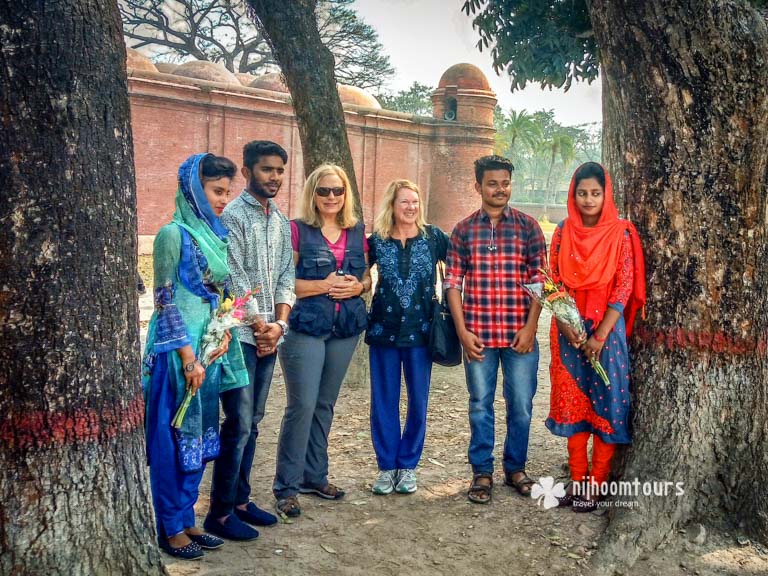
left=147, top=305, right=767, bottom=576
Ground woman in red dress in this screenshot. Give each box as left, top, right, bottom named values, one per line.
left=547, top=162, right=646, bottom=511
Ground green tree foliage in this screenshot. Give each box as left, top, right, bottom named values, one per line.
left=495, top=107, right=600, bottom=205
left=462, top=0, right=597, bottom=90
left=494, top=108, right=541, bottom=158
left=376, top=82, right=434, bottom=116
left=462, top=0, right=765, bottom=90
left=120, top=0, right=395, bottom=90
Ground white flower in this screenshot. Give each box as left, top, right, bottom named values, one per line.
left=531, top=476, right=566, bottom=510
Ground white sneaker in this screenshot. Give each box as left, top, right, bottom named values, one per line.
left=372, top=469, right=397, bottom=495
left=395, top=469, right=417, bottom=494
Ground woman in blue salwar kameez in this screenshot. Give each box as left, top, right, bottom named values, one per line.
left=142, top=153, right=249, bottom=560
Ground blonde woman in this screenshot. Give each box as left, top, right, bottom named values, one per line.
left=272, top=164, right=371, bottom=517
left=366, top=180, right=449, bottom=495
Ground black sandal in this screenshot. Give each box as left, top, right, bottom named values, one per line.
left=467, top=473, right=494, bottom=504
left=504, top=470, right=536, bottom=496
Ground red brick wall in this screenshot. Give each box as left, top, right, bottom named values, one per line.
left=128, top=71, right=495, bottom=245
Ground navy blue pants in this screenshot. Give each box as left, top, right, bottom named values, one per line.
left=147, top=353, right=206, bottom=539
left=369, top=345, right=432, bottom=471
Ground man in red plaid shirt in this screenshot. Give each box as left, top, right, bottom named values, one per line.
left=445, top=155, right=546, bottom=504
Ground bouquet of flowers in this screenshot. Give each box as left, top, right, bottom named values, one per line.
left=172, top=290, right=259, bottom=429
left=521, top=269, right=610, bottom=387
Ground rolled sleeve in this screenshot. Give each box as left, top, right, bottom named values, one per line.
left=526, top=219, right=548, bottom=284
left=443, top=224, right=467, bottom=291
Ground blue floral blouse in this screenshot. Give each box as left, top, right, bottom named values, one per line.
left=366, top=225, right=449, bottom=348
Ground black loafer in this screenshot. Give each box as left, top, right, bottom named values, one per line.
left=159, top=539, right=204, bottom=560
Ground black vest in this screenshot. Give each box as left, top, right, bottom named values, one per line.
left=288, top=220, right=368, bottom=338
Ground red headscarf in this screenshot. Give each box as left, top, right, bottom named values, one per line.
left=558, top=163, right=646, bottom=336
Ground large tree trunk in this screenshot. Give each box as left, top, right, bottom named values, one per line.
left=0, top=2, right=165, bottom=574
left=245, top=0, right=363, bottom=219
left=588, top=1, right=768, bottom=572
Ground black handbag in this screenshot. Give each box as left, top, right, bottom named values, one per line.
left=428, top=261, right=462, bottom=366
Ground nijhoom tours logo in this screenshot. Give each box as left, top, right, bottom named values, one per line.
left=531, top=476, right=685, bottom=511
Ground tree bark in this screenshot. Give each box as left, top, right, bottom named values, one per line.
left=245, top=0, right=363, bottom=219
left=0, top=2, right=165, bottom=574
left=589, top=0, right=768, bottom=572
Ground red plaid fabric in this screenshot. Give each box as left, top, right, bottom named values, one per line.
left=444, top=206, right=547, bottom=348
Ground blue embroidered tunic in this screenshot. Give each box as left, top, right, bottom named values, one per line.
left=366, top=225, right=449, bottom=348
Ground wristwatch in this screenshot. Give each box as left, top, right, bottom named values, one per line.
left=275, top=319, right=289, bottom=336
left=184, top=359, right=197, bottom=373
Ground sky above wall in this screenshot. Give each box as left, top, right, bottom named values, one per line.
left=355, top=0, right=603, bottom=127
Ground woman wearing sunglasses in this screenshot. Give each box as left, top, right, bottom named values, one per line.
left=272, top=164, right=371, bottom=518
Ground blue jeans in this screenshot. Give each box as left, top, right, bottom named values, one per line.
left=209, top=342, right=276, bottom=518
left=464, top=345, right=539, bottom=474
left=369, top=345, right=432, bottom=470
left=273, top=330, right=360, bottom=499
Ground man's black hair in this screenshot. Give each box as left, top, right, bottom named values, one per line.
left=474, top=155, right=514, bottom=184
left=201, top=154, right=237, bottom=181
left=243, top=140, right=288, bottom=171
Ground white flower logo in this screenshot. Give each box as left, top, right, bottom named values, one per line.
left=531, top=476, right=566, bottom=510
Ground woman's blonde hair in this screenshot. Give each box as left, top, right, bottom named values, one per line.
left=373, top=179, right=427, bottom=239
left=299, top=164, right=359, bottom=229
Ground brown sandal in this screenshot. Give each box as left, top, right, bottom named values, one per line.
left=275, top=496, right=301, bottom=518
left=504, top=470, right=536, bottom=496
left=467, top=473, right=493, bottom=504
left=299, top=483, right=346, bottom=500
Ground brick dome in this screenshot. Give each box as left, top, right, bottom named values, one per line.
left=173, top=60, right=240, bottom=85
left=437, top=63, right=491, bottom=91
left=126, top=48, right=158, bottom=73
left=235, top=73, right=256, bottom=86
left=155, top=62, right=178, bottom=74
left=338, top=84, right=381, bottom=109
left=249, top=72, right=289, bottom=93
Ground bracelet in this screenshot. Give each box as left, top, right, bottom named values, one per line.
left=593, top=333, right=607, bottom=343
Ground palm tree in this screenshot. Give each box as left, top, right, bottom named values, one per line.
left=495, top=108, right=542, bottom=160
left=540, top=131, right=575, bottom=218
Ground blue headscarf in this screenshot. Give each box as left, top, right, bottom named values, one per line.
left=172, top=153, right=232, bottom=311
left=177, top=153, right=229, bottom=240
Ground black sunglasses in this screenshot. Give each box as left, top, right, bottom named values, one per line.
left=316, top=186, right=345, bottom=197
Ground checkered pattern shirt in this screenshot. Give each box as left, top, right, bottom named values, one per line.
left=444, top=206, right=547, bottom=348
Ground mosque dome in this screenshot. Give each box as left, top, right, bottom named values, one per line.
left=249, top=72, right=289, bottom=93
left=437, top=63, right=491, bottom=91
left=235, top=73, right=256, bottom=86
left=173, top=60, right=240, bottom=85
left=126, top=48, right=158, bottom=73
left=154, top=62, right=178, bottom=74
left=337, top=84, right=381, bottom=109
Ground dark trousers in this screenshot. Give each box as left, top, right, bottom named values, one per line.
left=209, top=342, right=276, bottom=517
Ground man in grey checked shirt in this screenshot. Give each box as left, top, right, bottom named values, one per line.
left=205, top=141, right=295, bottom=541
